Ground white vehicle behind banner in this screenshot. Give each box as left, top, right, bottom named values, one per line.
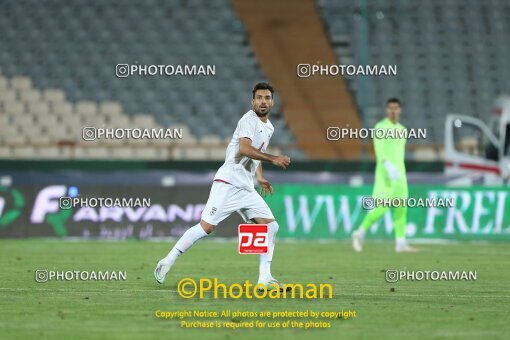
left=445, top=96, right=510, bottom=185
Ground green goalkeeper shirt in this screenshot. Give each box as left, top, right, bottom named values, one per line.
left=373, top=118, right=408, bottom=197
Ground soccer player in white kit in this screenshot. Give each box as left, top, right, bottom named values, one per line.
left=154, top=82, right=291, bottom=290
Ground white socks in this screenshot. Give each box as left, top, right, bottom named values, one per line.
left=259, top=221, right=279, bottom=280
left=162, top=223, right=208, bottom=266
left=395, top=237, right=408, bottom=251
left=396, top=237, right=407, bottom=247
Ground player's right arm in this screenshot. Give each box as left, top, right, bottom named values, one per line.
left=239, top=138, right=290, bottom=169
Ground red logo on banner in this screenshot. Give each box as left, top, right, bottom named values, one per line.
left=238, top=224, right=268, bottom=254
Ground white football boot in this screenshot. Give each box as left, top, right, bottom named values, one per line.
left=395, top=241, right=418, bottom=253
left=257, top=277, right=290, bottom=292
left=153, top=260, right=171, bottom=284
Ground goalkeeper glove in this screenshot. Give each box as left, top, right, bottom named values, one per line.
left=383, top=160, right=400, bottom=181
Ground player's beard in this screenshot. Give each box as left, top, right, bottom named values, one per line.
left=255, top=106, right=270, bottom=117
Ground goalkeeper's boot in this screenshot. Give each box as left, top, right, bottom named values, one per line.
left=395, top=242, right=419, bottom=253
left=154, top=260, right=171, bottom=284
left=257, top=277, right=291, bottom=292
left=352, top=230, right=364, bottom=252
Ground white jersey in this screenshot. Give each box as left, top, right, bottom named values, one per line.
left=214, top=110, right=274, bottom=191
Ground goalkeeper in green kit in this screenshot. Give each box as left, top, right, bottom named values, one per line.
left=352, top=98, right=417, bottom=253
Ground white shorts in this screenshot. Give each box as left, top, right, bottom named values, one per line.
left=201, top=181, right=275, bottom=225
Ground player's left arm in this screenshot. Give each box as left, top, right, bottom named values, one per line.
left=256, top=163, right=273, bottom=197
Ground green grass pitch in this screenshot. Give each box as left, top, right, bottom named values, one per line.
left=0, top=239, right=508, bottom=339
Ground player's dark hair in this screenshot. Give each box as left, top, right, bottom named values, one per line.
left=252, top=82, right=274, bottom=99
left=387, top=97, right=401, bottom=106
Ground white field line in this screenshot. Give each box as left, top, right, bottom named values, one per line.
left=0, top=287, right=508, bottom=299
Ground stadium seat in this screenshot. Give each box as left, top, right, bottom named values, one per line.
left=43, top=89, right=66, bottom=102
left=0, top=1, right=297, bottom=159
left=12, top=146, right=36, bottom=158
left=9, top=76, right=32, bottom=90
left=318, top=0, right=508, bottom=144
